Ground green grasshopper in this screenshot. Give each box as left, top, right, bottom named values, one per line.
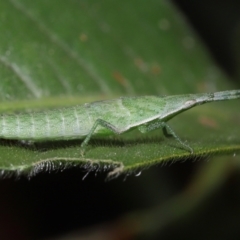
left=0, top=89, right=239, bottom=154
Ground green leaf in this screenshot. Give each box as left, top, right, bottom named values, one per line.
left=0, top=0, right=239, bottom=177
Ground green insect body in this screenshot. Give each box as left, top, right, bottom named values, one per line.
left=0, top=89, right=239, bottom=154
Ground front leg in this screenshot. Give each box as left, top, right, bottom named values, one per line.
left=81, top=119, right=122, bottom=155
left=138, top=120, right=193, bottom=153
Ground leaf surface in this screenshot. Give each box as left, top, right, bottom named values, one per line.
left=0, top=0, right=239, bottom=177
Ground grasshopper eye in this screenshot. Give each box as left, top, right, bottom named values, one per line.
left=183, top=99, right=196, bottom=109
